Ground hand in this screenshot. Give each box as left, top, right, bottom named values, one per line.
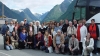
left=24, top=40, right=26, bottom=43
left=55, top=47, right=58, bottom=50
left=58, top=45, right=61, bottom=48
left=70, top=48, right=72, bottom=51
left=98, top=37, right=100, bottom=40
left=36, top=43, right=38, bottom=46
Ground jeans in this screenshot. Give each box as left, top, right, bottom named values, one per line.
left=94, top=39, right=98, bottom=54
left=6, top=45, right=13, bottom=51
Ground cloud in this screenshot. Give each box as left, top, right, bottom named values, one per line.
left=0, top=0, right=64, bottom=14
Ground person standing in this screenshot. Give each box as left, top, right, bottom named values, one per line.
left=88, top=19, right=99, bottom=55
left=62, top=19, right=69, bottom=33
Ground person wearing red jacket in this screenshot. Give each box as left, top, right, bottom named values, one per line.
left=43, top=31, right=52, bottom=53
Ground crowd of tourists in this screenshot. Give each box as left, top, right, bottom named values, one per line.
left=1, top=18, right=100, bottom=56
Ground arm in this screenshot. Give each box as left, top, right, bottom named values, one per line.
left=87, top=38, right=94, bottom=48
left=53, top=35, right=57, bottom=48
left=61, top=34, right=65, bottom=44
left=96, top=25, right=99, bottom=38
left=83, top=38, right=86, bottom=50
left=11, top=36, right=15, bottom=42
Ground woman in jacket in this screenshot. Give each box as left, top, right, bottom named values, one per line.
left=27, top=31, right=34, bottom=49
left=5, top=35, right=13, bottom=50
left=43, top=31, right=52, bottom=53
left=83, top=33, right=94, bottom=56
left=18, top=28, right=27, bottom=49
left=11, top=31, right=19, bottom=49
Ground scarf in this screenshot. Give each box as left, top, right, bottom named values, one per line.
left=77, top=25, right=82, bottom=41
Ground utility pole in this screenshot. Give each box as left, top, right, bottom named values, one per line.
left=2, top=3, right=4, bottom=19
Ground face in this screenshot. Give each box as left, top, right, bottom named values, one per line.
left=29, top=31, right=33, bottom=36
left=10, top=22, right=13, bottom=25
left=87, top=33, right=90, bottom=39
left=73, top=20, right=77, bottom=24
left=72, top=35, right=75, bottom=40
left=24, top=19, right=27, bottom=23
left=65, top=20, right=68, bottom=24
left=7, top=31, right=10, bottom=35
left=57, top=23, right=59, bottom=27
left=5, top=21, right=8, bottom=25
left=57, top=31, right=61, bottom=36
left=22, top=29, right=26, bottom=33
left=79, top=22, right=82, bottom=26
left=83, top=19, right=86, bottom=23
left=12, top=32, right=15, bottom=36
left=69, top=23, right=72, bottom=26
left=91, top=20, right=95, bottom=24
left=36, top=22, right=39, bottom=26
left=38, top=32, right=41, bottom=35
left=45, top=31, right=48, bottom=36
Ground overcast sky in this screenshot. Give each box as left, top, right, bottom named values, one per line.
left=0, top=0, right=65, bottom=14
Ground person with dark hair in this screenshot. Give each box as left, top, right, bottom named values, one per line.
left=54, top=22, right=62, bottom=33
left=39, top=24, right=46, bottom=35
left=28, top=22, right=34, bottom=35
left=69, top=34, right=79, bottom=55
left=27, top=31, right=34, bottom=49
left=62, top=19, right=69, bottom=33
left=34, top=31, right=44, bottom=50
left=88, top=19, right=99, bottom=55
left=1, top=20, right=9, bottom=36
left=11, top=31, right=19, bottom=49
left=73, top=19, right=78, bottom=28
left=83, top=33, right=94, bottom=56
left=4, top=31, right=13, bottom=51
left=18, top=28, right=27, bottom=49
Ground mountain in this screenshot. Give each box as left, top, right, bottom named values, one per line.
left=58, top=0, right=85, bottom=21
left=42, top=0, right=72, bottom=22
left=0, top=2, right=24, bottom=22
left=34, top=13, right=41, bottom=20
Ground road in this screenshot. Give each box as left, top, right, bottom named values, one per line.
left=0, top=34, right=99, bottom=56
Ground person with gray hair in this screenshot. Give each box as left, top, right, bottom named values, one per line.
left=28, top=22, right=34, bottom=35
left=67, top=21, right=76, bottom=38
left=53, top=30, right=65, bottom=54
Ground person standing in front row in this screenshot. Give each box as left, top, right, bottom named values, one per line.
left=88, top=19, right=99, bottom=55
left=53, top=30, right=65, bottom=54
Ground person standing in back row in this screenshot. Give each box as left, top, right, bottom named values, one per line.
left=88, top=19, right=99, bottom=55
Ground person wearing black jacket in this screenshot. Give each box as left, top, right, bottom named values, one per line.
left=62, top=19, right=69, bottom=33
left=39, top=24, right=46, bottom=35
left=27, top=31, right=34, bottom=49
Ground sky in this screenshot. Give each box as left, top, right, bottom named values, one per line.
left=0, top=0, right=64, bottom=14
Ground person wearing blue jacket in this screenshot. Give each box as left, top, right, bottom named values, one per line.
left=1, top=21, right=9, bottom=35
left=18, top=28, right=27, bottom=49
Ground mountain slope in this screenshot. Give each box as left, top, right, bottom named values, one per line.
left=42, top=0, right=71, bottom=22
left=0, top=2, right=24, bottom=22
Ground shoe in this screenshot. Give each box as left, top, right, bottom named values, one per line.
left=90, top=53, right=92, bottom=56
left=96, top=53, right=99, bottom=55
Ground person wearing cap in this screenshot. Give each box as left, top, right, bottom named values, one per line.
left=53, top=30, right=65, bottom=54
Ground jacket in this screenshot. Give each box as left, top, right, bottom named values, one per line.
left=80, top=25, right=87, bottom=42
left=83, top=38, right=94, bottom=50
left=53, top=34, right=64, bottom=47
left=69, top=38, right=79, bottom=51
left=67, top=26, right=76, bottom=35
left=1, top=24, right=9, bottom=35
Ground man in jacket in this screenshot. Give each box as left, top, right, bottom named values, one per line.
left=53, top=30, right=65, bottom=54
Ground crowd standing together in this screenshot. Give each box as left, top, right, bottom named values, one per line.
left=1, top=19, right=100, bottom=56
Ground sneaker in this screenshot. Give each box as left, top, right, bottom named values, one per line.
left=96, top=53, right=99, bottom=55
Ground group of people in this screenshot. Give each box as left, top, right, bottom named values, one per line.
left=1, top=18, right=100, bottom=56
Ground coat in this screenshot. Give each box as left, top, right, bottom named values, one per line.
left=80, top=25, right=87, bottom=42
left=69, top=38, right=79, bottom=51
left=53, top=34, right=64, bottom=48
left=83, top=38, right=94, bottom=50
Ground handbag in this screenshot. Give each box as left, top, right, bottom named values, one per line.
left=48, top=46, right=53, bottom=53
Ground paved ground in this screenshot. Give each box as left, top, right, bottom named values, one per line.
left=0, top=34, right=99, bottom=56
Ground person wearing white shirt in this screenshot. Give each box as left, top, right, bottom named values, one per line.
left=7, top=21, right=14, bottom=34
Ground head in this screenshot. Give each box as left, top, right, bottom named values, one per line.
left=36, top=21, right=39, bottom=26
left=71, top=34, right=76, bottom=40
left=82, top=19, right=86, bottom=25
left=6, top=30, right=10, bottom=35
left=10, top=21, right=13, bottom=26
left=24, top=19, right=27, bottom=24
left=73, top=19, right=77, bottom=24
left=91, top=19, right=95, bottom=25
left=22, top=28, right=26, bottom=33
left=38, top=31, right=41, bottom=36
left=12, top=31, right=16, bottom=36
left=86, top=33, right=91, bottom=39
left=29, top=22, right=33, bottom=26
left=57, top=23, right=60, bottom=27
left=65, top=19, right=69, bottom=24
left=69, top=21, right=73, bottom=27
left=45, top=31, right=49, bottom=36
left=41, top=24, right=44, bottom=28
left=63, top=32, right=67, bottom=37
left=78, top=20, right=83, bottom=26
left=20, top=21, right=24, bottom=26
left=29, top=31, right=33, bottom=36
left=5, top=20, right=8, bottom=25
left=57, top=30, right=61, bottom=36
